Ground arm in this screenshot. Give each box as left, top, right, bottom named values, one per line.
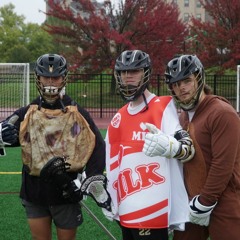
left=40, top=156, right=83, bottom=203
left=142, top=122, right=195, bottom=163
left=200, top=111, right=240, bottom=204
left=78, top=107, right=106, bottom=176
left=188, top=107, right=239, bottom=226
left=40, top=157, right=112, bottom=210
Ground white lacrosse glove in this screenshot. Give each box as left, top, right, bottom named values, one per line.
left=189, top=195, right=217, bottom=226
left=143, top=123, right=180, bottom=158
left=143, top=123, right=195, bottom=162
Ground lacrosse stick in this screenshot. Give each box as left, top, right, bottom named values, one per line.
left=41, top=160, right=118, bottom=239
left=80, top=174, right=112, bottom=211
left=80, top=201, right=117, bottom=240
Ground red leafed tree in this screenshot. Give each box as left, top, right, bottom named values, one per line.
left=44, top=0, right=186, bottom=74
left=190, top=0, right=240, bottom=71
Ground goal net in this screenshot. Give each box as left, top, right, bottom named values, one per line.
left=0, top=63, right=29, bottom=121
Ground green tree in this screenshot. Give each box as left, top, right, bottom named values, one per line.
left=0, top=4, right=56, bottom=64
left=190, top=0, right=240, bottom=71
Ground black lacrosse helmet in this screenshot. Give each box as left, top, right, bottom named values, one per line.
left=35, top=54, right=68, bottom=104
left=35, top=53, right=68, bottom=77
left=165, top=55, right=205, bottom=111
left=114, top=50, right=152, bottom=101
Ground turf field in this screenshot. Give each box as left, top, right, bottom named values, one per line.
left=0, top=129, right=176, bottom=240
left=0, top=129, right=122, bottom=240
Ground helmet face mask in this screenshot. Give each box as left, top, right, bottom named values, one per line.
left=35, top=54, right=68, bottom=104
left=37, top=77, right=66, bottom=104
left=170, top=72, right=204, bottom=111
left=114, top=50, right=152, bottom=101
left=165, top=55, right=205, bottom=111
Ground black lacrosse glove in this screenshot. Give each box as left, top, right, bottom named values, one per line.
left=173, top=129, right=195, bottom=163
left=0, top=115, right=19, bottom=146
left=1, top=122, right=18, bottom=145
left=62, top=180, right=83, bottom=203
left=40, top=156, right=83, bottom=202
left=40, top=156, right=70, bottom=184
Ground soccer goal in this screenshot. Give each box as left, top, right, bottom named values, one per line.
left=0, top=63, right=30, bottom=120
left=237, top=65, right=240, bottom=112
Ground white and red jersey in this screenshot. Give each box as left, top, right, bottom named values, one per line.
left=105, top=94, right=189, bottom=229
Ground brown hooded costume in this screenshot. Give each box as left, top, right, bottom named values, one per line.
left=174, top=95, right=240, bottom=240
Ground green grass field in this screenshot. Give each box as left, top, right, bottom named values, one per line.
left=0, top=129, right=123, bottom=240
left=0, top=130, right=176, bottom=240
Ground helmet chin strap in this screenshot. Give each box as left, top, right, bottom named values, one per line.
left=59, top=98, right=67, bottom=113
left=38, top=95, right=66, bottom=113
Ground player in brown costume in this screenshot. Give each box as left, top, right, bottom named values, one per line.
left=164, top=55, right=240, bottom=240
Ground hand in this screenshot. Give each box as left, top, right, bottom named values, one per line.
left=62, top=178, right=83, bottom=203
left=0, top=115, right=19, bottom=146
left=173, top=129, right=195, bottom=163
left=189, top=195, right=217, bottom=226
left=40, top=156, right=82, bottom=202
left=40, top=156, right=70, bottom=183
left=142, top=123, right=180, bottom=158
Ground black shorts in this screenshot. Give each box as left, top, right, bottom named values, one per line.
left=120, top=225, right=168, bottom=240
left=22, top=199, right=83, bottom=229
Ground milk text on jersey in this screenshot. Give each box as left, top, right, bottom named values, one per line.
left=113, top=162, right=165, bottom=203
left=132, top=131, right=147, bottom=140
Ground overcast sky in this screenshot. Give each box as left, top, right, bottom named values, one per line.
left=0, top=0, right=121, bottom=25
left=0, top=0, right=46, bottom=25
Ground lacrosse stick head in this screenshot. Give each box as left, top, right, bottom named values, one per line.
left=80, top=174, right=112, bottom=211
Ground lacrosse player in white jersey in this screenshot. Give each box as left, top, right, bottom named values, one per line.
left=103, top=50, right=195, bottom=240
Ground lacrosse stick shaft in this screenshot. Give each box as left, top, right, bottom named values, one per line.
left=80, top=201, right=117, bottom=240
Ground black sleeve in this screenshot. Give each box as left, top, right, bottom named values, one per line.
left=77, top=106, right=106, bottom=177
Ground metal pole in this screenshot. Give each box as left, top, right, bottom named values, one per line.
left=80, top=201, right=117, bottom=240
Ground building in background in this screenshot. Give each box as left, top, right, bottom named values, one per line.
left=166, top=0, right=211, bottom=24
left=45, top=0, right=103, bottom=18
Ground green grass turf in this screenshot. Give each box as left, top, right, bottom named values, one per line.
left=0, top=129, right=123, bottom=240
left=0, top=129, right=177, bottom=240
